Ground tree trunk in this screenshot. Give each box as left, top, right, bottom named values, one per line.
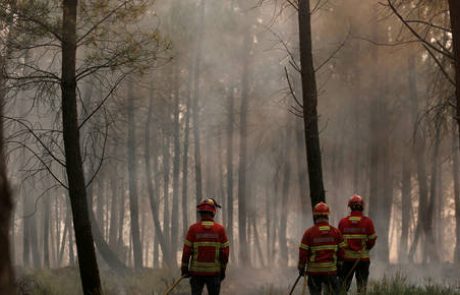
left=237, top=31, right=252, bottom=266
left=424, top=124, right=441, bottom=263
left=61, top=0, right=102, bottom=292
left=448, top=0, right=460, bottom=263
left=22, top=192, right=30, bottom=267
left=298, top=0, right=326, bottom=208
left=127, top=80, right=143, bottom=270
left=144, top=96, right=171, bottom=267
left=452, top=118, right=460, bottom=263
left=161, top=128, right=171, bottom=252
left=0, top=51, right=16, bottom=295
left=226, top=88, right=235, bottom=259
left=192, top=0, right=205, bottom=204
left=171, top=64, right=181, bottom=264
left=181, top=65, right=192, bottom=235
left=109, top=176, right=119, bottom=248
left=407, top=56, right=429, bottom=263
left=66, top=197, right=75, bottom=266
left=279, top=129, right=292, bottom=267
left=399, top=147, right=411, bottom=263
left=295, top=121, right=309, bottom=227
left=43, top=194, right=51, bottom=268
left=448, top=0, right=460, bottom=161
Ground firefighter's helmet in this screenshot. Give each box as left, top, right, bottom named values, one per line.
left=313, top=202, right=330, bottom=216
left=348, top=194, right=364, bottom=210
left=197, top=198, right=221, bottom=215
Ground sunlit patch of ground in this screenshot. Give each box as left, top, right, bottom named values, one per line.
left=15, top=265, right=460, bottom=295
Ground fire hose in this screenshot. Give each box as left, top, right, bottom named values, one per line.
left=288, top=274, right=303, bottom=295
left=162, top=275, right=186, bottom=295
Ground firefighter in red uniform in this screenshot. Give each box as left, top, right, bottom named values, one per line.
left=338, top=194, right=377, bottom=294
left=181, top=198, right=229, bottom=295
left=298, top=202, right=345, bottom=295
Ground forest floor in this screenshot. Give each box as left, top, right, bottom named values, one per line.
left=15, top=263, right=460, bottom=295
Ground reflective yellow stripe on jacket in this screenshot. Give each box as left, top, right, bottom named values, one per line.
left=307, top=244, right=338, bottom=273
left=190, top=241, right=223, bottom=273
left=343, top=234, right=369, bottom=259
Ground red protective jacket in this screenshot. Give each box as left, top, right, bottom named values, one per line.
left=298, top=221, right=345, bottom=275
left=338, top=211, right=377, bottom=261
left=181, top=217, right=230, bottom=276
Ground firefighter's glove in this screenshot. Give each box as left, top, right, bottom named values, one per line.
left=181, top=265, right=190, bottom=278
left=220, top=268, right=226, bottom=281
left=298, top=264, right=306, bottom=276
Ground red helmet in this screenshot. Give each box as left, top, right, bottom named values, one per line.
left=313, top=202, right=330, bottom=216
left=197, top=198, right=221, bottom=215
left=348, top=194, right=364, bottom=209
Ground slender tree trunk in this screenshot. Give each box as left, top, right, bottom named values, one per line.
left=23, top=192, right=30, bottom=267
left=109, top=176, right=119, bottom=248
left=117, top=187, right=125, bottom=255
left=0, top=52, right=16, bottom=295
left=452, top=118, right=460, bottom=263
left=448, top=0, right=460, bottom=264
left=171, top=65, right=181, bottom=264
left=407, top=56, right=429, bottom=262
left=380, top=133, right=392, bottom=263
left=226, top=89, right=235, bottom=259
left=237, top=31, right=252, bottom=266
left=251, top=217, right=265, bottom=267
left=399, top=148, right=411, bottom=263
left=216, top=135, right=225, bottom=225
left=161, top=129, right=171, bottom=251
left=279, top=129, right=292, bottom=267
left=61, top=0, right=102, bottom=292
left=192, top=0, right=205, bottom=204
left=181, top=66, right=192, bottom=235
left=424, top=124, right=441, bottom=263
left=96, top=179, right=105, bottom=238
left=127, top=80, right=143, bottom=270
left=298, top=0, right=325, bottom=208
left=144, top=97, right=171, bottom=267
left=43, top=195, right=51, bottom=268
left=448, top=0, right=460, bottom=158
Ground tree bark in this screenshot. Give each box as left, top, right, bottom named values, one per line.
left=22, top=192, right=30, bottom=266
left=399, top=147, right=411, bottom=263
left=407, top=55, right=429, bottom=262
left=127, top=80, right=143, bottom=270
left=181, top=64, right=193, bottom=235
left=448, top=0, right=460, bottom=263
left=192, top=0, right=205, bottom=204
left=161, top=128, right=171, bottom=252
left=0, top=49, right=16, bottom=295
left=43, top=194, right=51, bottom=268
left=226, top=88, right=235, bottom=259
left=279, top=129, right=291, bottom=267
left=298, top=0, right=326, bottom=208
left=424, top=124, right=441, bottom=263
left=452, top=118, right=460, bottom=263
left=61, top=0, right=102, bottom=292
left=144, top=96, right=171, bottom=267
left=448, top=0, right=460, bottom=161
left=171, top=64, right=181, bottom=264
left=237, top=31, right=252, bottom=266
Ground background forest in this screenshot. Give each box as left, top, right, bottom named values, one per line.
left=1, top=0, right=460, bottom=294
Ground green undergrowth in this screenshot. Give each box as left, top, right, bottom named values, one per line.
left=16, top=269, right=460, bottom=295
